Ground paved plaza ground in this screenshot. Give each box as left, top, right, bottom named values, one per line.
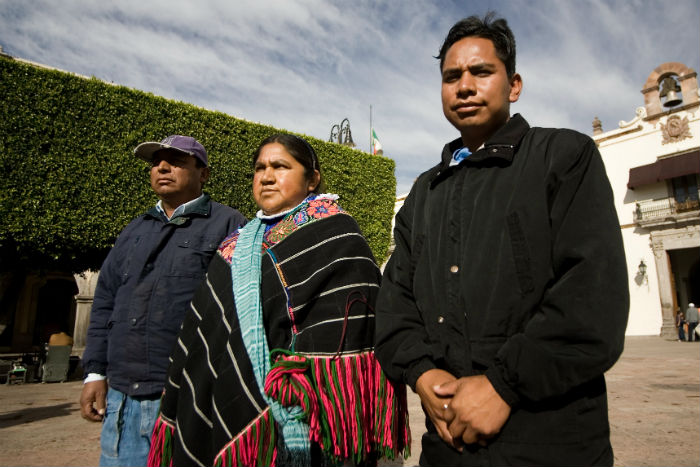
left=0, top=336, right=697, bottom=466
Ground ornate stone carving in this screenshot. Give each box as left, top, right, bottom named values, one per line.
left=650, top=237, right=665, bottom=259
left=619, top=106, right=647, bottom=128
left=660, top=115, right=692, bottom=144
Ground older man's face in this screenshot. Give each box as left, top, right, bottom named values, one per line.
left=149, top=149, right=208, bottom=204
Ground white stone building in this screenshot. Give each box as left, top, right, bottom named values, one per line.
left=595, top=62, right=699, bottom=337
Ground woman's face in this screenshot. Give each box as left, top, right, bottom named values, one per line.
left=253, top=142, right=319, bottom=215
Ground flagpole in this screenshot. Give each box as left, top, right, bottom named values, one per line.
left=369, top=104, right=373, bottom=154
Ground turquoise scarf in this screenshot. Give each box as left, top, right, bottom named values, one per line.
left=231, top=217, right=310, bottom=462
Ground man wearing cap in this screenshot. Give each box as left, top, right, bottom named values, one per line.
left=80, top=135, right=246, bottom=466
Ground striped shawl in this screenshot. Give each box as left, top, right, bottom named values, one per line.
left=149, top=197, right=409, bottom=466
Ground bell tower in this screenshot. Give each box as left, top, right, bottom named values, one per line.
left=641, top=62, right=698, bottom=122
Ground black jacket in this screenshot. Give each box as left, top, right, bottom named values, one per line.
left=375, top=114, right=629, bottom=466
left=82, top=194, right=246, bottom=397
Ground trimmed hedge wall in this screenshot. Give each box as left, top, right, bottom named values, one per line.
left=0, top=56, right=396, bottom=272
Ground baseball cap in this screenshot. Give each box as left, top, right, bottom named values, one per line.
left=134, top=135, right=208, bottom=167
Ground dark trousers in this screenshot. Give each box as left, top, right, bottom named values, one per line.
left=688, top=322, right=698, bottom=341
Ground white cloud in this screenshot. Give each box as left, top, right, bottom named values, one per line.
left=1, top=0, right=698, bottom=195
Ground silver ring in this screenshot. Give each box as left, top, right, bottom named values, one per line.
left=443, top=403, right=448, bottom=410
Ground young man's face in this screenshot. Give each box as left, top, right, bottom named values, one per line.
left=441, top=36, right=522, bottom=147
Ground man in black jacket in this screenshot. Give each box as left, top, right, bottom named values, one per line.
left=79, top=135, right=246, bottom=466
left=375, top=13, right=629, bottom=466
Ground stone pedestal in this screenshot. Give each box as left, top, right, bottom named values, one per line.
left=651, top=247, right=677, bottom=339
left=72, top=271, right=99, bottom=356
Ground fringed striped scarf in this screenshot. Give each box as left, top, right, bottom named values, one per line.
left=231, top=218, right=310, bottom=465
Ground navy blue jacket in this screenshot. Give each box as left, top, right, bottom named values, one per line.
left=82, top=194, right=246, bottom=396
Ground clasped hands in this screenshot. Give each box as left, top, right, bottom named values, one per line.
left=415, top=369, right=511, bottom=450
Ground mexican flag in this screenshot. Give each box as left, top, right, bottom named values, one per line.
left=372, top=129, right=383, bottom=155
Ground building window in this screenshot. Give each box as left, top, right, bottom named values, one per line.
left=671, top=174, right=699, bottom=203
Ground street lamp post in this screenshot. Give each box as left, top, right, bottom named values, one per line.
left=328, top=118, right=355, bottom=147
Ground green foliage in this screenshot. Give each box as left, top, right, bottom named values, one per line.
left=0, top=57, right=396, bottom=272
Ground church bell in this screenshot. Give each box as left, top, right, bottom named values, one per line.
left=662, top=89, right=682, bottom=108
left=659, top=75, right=683, bottom=108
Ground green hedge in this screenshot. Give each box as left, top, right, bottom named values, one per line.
left=0, top=56, right=396, bottom=272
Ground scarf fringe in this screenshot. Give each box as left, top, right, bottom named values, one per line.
left=148, top=354, right=410, bottom=467
left=265, top=350, right=411, bottom=464
left=214, top=409, right=278, bottom=467
left=148, top=415, right=174, bottom=467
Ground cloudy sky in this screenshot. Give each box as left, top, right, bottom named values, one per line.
left=2, top=0, right=699, bottom=194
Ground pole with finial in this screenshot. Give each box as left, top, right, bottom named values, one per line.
left=369, top=104, right=373, bottom=154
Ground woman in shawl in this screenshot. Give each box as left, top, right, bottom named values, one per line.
left=148, top=133, right=409, bottom=467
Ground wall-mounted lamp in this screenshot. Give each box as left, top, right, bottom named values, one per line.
left=637, top=260, right=647, bottom=278
left=635, top=259, right=649, bottom=286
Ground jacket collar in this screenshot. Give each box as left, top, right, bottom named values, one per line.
left=145, top=193, right=212, bottom=225
left=431, top=114, right=530, bottom=186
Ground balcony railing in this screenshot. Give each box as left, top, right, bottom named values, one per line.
left=634, top=197, right=700, bottom=223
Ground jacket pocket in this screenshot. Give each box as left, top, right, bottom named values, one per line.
left=100, top=389, right=125, bottom=458
left=506, top=212, right=535, bottom=295
left=170, top=236, right=219, bottom=277
left=497, top=377, right=609, bottom=444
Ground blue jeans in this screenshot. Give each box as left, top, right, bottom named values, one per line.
left=99, top=387, right=161, bottom=467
